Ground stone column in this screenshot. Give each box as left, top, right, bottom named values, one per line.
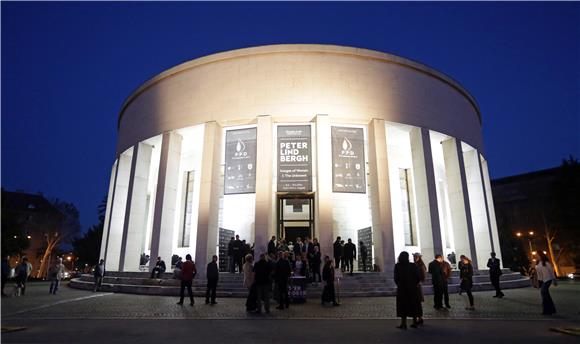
left=410, top=127, right=443, bottom=261
left=254, top=115, right=273, bottom=256
left=149, top=131, right=183, bottom=270
left=118, top=142, right=153, bottom=271
left=195, top=121, right=223, bottom=277
left=463, top=148, right=493, bottom=269
left=480, top=155, right=502, bottom=262
left=367, top=118, right=395, bottom=272
left=100, top=160, right=118, bottom=262
left=104, top=149, right=133, bottom=270
left=442, top=138, right=478, bottom=268
left=315, top=115, right=334, bottom=259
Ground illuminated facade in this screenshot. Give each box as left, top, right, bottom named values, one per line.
left=100, top=44, right=502, bottom=274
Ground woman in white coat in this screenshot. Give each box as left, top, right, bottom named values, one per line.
left=535, top=252, right=557, bottom=315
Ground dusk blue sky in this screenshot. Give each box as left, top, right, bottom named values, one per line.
left=2, top=2, right=579, bottom=232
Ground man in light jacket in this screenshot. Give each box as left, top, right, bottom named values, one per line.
left=49, top=257, right=65, bottom=294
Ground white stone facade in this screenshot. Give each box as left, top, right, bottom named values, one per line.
left=101, top=44, right=502, bottom=274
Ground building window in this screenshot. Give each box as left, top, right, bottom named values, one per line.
left=399, top=168, right=417, bottom=246
left=178, top=171, right=194, bottom=248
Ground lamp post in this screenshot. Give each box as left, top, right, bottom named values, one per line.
left=516, top=231, right=535, bottom=262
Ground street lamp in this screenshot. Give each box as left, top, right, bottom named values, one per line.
left=515, top=231, right=535, bottom=261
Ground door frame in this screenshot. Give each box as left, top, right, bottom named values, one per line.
left=276, top=192, right=315, bottom=240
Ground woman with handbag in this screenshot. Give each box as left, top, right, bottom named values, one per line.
left=459, top=256, right=475, bottom=310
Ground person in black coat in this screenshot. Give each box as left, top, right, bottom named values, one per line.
left=394, top=251, right=421, bottom=329
left=428, top=254, right=445, bottom=310
left=322, top=256, right=338, bottom=306
left=460, top=256, right=475, bottom=310
left=267, top=236, right=277, bottom=256
left=233, top=235, right=243, bottom=274
left=227, top=237, right=235, bottom=273
left=275, top=252, right=292, bottom=310
left=205, top=255, right=219, bottom=305
left=333, top=237, right=342, bottom=269
left=487, top=252, right=504, bottom=298
left=310, top=246, right=322, bottom=283
left=343, top=239, right=356, bottom=275
left=150, top=257, right=166, bottom=278
left=359, top=241, right=368, bottom=272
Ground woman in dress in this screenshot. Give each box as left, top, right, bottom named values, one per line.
left=394, top=251, right=420, bottom=329
left=459, top=255, right=475, bottom=310
left=536, top=252, right=557, bottom=315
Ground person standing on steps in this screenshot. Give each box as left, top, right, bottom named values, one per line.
left=333, top=237, right=342, bottom=270
left=322, top=256, right=338, bottom=306
left=487, top=252, right=504, bottom=298
left=227, top=237, right=235, bottom=273
left=343, top=239, right=356, bottom=276
left=394, top=251, right=420, bottom=330
left=428, top=254, right=445, bottom=310
left=253, top=253, right=272, bottom=314
left=360, top=241, right=368, bottom=273
left=268, top=236, right=277, bottom=256
left=177, top=254, right=196, bottom=306
left=459, top=255, right=475, bottom=310
left=233, top=235, right=244, bottom=274
left=205, top=255, right=219, bottom=305
left=274, top=252, right=292, bottom=310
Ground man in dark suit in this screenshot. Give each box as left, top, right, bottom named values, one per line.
left=343, top=239, right=356, bottom=275
left=275, top=252, right=292, bottom=310
left=487, top=252, right=504, bottom=298
left=267, top=236, right=277, bottom=256
left=293, top=237, right=303, bottom=258
left=205, top=255, right=219, bottom=305
left=333, top=237, right=342, bottom=269
left=227, top=237, right=235, bottom=273
left=233, top=235, right=243, bottom=274
left=428, top=254, right=445, bottom=309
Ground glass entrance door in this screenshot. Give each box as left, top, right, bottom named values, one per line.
left=277, top=193, right=314, bottom=244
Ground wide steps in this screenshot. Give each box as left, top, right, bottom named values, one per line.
left=70, top=270, right=530, bottom=297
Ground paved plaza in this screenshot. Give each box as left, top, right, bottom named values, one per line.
left=2, top=281, right=579, bottom=343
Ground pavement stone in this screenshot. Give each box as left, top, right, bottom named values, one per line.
left=2, top=280, right=580, bottom=321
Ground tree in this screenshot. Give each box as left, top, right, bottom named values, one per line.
left=1, top=211, right=30, bottom=257
left=72, top=196, right=107, bottom=269
left=36, top=200, right=81, bottom=278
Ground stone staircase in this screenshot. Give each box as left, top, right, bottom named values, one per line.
left=69, top=269, right=530, bottom=298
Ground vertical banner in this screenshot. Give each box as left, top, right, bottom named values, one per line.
left=224, top=128, right=257, bottom=194
left=277, top=125, right=312, bottom=192
left=331, top=126, right=366, bottom=193
left=357, top=226, right=373, bottom=272
left=218, top=227, right=235, bottom=271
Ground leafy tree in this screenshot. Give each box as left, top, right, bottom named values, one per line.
left=72, top=196, right=107, bottom=269
left=1, top=211, right=30, bottom=257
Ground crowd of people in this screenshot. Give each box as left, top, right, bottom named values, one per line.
left=1, top=241, right=560, bottom=321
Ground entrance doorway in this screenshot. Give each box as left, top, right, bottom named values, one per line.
left=277, top=193, right=314, bottom=245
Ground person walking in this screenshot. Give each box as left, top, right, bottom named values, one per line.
left=394, top=251, right=421, bottom=329
left=48, top=257, right=65, bottom=294
left=15, top=257, right=31, bottom=296
left=205, top=255, right=219, bottom=305
left=360, top=241, right=368, bottom=272
left=93, top=259, right=106, bottom=292
left=413, top=253, right=426, bottom=325
left=322, top=256, right=338, bottom=306
left=1, top=255, right=10, bottom=297
left=343, top=239, right=356, bottom=276
left=177, top=254, right=196, bottom=306
left=459, top=255, right=475, bottom=310
left=536, top=252, right=557, bottom=315
left=333, top=237, right=342, bottom=270
left=150, top=256, right=166, bottom=278
left=441, top=257, right=452, bottom=308
left=428, top=254, right=445, bottom=310
left=487, top=252, right=504, bottom=298
left=253, top=253, right=272, bottom=314
left=275, top=252, right=292, bottom=310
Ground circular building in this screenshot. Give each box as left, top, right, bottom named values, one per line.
left=100, top=44, right=502, bottom=274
